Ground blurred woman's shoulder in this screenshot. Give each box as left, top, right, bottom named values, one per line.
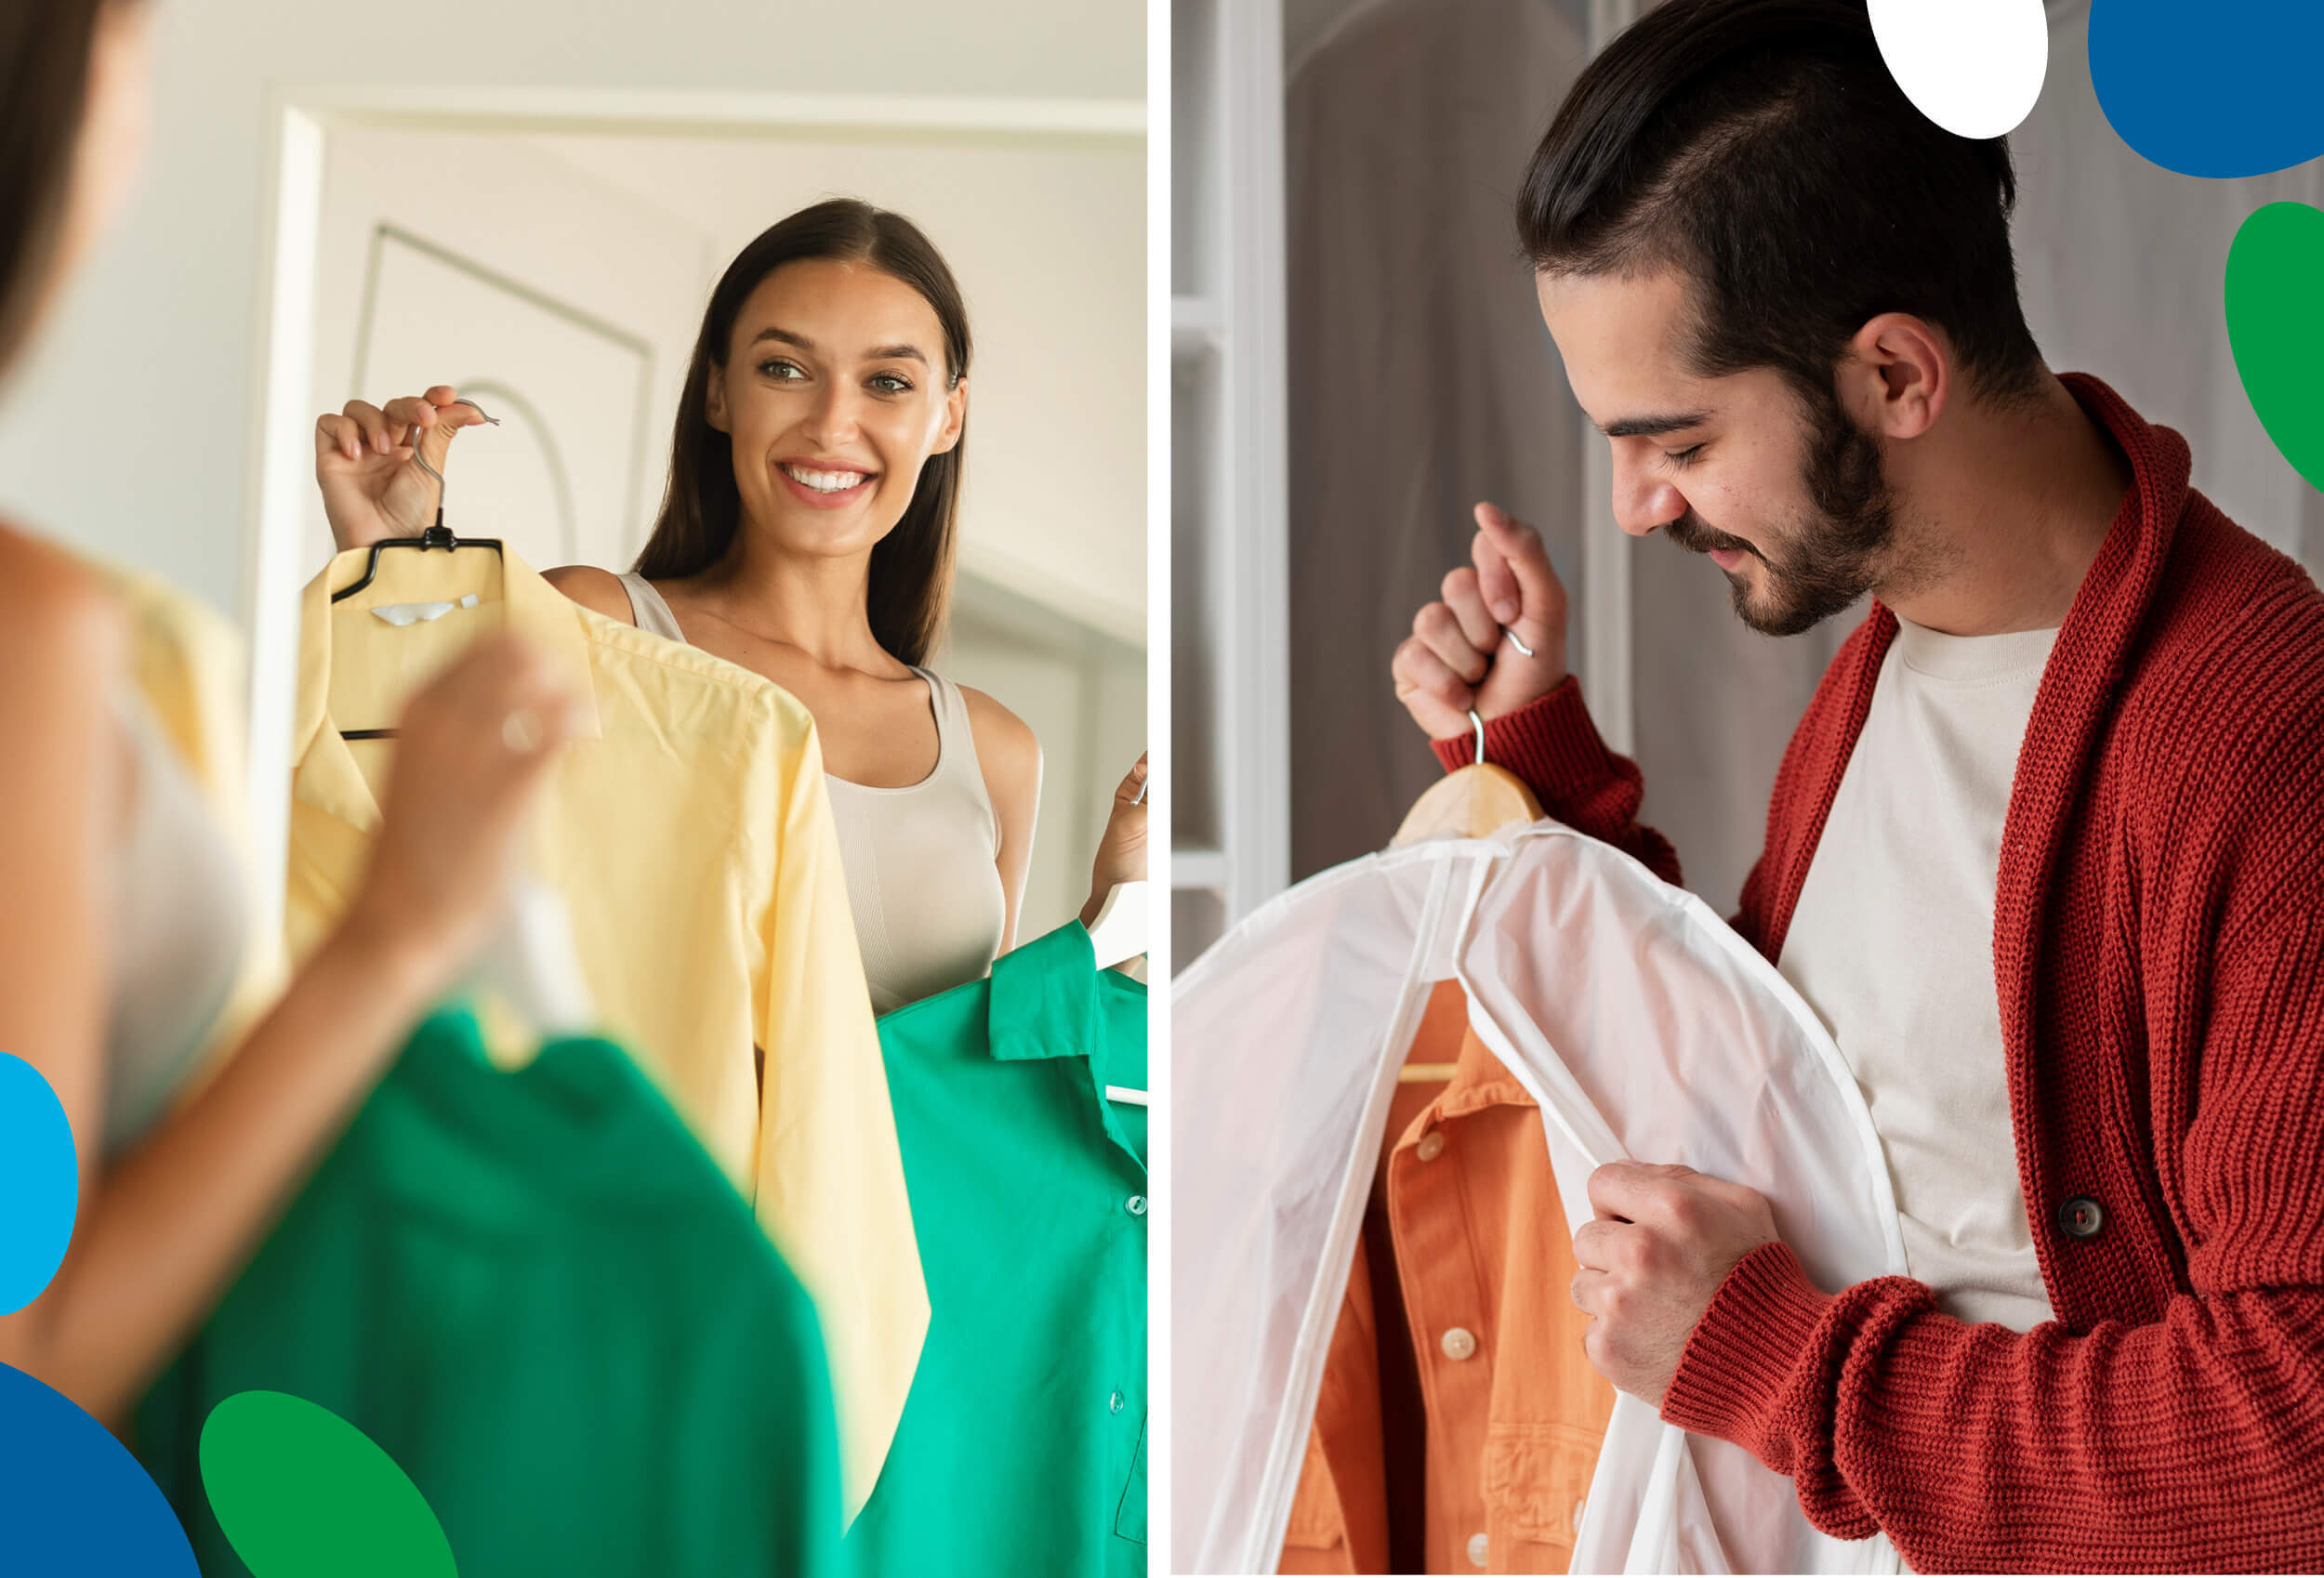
left=0, top=518, right=129, bottom=667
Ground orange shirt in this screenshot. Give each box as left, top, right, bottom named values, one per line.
left=1280, top=980, right=1615, bottom=1574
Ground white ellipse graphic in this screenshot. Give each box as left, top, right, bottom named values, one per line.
left=1868, top=0, right=2049, bottom=140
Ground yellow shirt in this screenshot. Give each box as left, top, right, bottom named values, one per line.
left=286, top=542, right=927, bottom=1516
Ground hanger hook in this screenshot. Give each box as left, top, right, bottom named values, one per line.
left=1470, top=708, right=1486, bottom=768
left=409, top=398, right=500, bottom=512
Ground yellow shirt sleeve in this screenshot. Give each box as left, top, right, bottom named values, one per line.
left=750, top=706, right=930, bottom=1522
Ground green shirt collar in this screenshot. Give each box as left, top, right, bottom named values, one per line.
left=987, top=921, right=1098, bottom=1062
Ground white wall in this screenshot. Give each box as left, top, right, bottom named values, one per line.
left=944, top=579, right=1147, bottom=941
left=0, top=0, right=1142, bottom=622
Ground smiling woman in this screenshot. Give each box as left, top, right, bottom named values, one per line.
left=315, top=198, right=1148, bottom=1018
left=607, top=202, right=1026, bottom=1014
left=637, top=200, right=972, bottom=672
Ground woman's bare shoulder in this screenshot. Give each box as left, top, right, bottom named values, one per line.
left=540, top=563, right=637, bottom=625
left=959, top=684, right=1041, bottom=781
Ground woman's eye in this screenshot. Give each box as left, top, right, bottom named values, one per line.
left=1664, top=443, right=1706, bottom=469
left=870, top=373, right=913, bottom=394
left=759, top=360, right=807, bottom=381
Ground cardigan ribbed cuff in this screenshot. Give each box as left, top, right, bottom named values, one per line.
left=1659, top=1240, right=1833, bottom=1457
left=1428, top=677, right=1619, bottom=801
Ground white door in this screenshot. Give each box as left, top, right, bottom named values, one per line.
left=306, top=126, right=714, bottom=577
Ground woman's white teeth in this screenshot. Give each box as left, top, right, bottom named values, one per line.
left=782, top=463, right=867, bottom=493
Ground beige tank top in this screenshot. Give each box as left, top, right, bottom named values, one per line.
left=104, top=681, right=248, bottom=1152
left=616, top=572, right=1007, bottom=1015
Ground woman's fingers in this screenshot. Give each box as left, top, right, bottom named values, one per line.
left=1116, top=752, right=1150, bottom=805
left=337, top=399, right=388, bottom=456
left=328, top=390, right=470, bottom=467
left=379, top=394, right=441, bottom=434
left=314, top=414, right=359, bottom=466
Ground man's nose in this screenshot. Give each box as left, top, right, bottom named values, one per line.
left=1612, top=453, right=1684, bottom=539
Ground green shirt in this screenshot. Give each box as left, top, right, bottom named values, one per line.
left=136, top=1001, right=841, bottom=1577
left=846, top=921, right=1149, bottom=1577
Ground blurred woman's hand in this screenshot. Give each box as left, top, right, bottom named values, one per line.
left=312, top=385, right=492, bottom=552
left=338, top=630, right=583, bottom=994
left=1080, top=752, right=1149, bottom=929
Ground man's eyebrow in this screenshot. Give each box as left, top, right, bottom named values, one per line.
left=746, top=326, right=927, bottom=365
left=1598, top=410, right=1714, bottom=439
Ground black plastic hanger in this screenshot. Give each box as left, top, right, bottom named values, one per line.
left=335, top=400, right=502, bottom=740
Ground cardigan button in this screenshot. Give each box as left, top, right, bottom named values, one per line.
left=2057, top=1195, right=2106, bottom=1241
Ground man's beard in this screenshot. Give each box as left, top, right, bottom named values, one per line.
left=1665, top=399, right=1896, bottom=638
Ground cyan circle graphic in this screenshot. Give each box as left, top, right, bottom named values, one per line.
left=0, top=1362, right=200, bottom=1573
left=0, top=1050, right=79, bottom=1316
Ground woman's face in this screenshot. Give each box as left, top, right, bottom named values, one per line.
left=33, top=3, right=155, bottom=347
left=706, top=256, right=967, bottom=559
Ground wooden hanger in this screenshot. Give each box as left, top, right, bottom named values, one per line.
left=1392, top=708, right=1543, bottom=848
left=1387, top=702, right=1543, bottom=1084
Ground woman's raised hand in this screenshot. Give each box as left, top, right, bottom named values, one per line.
left=312, top=385, right=493, bottom=553
left=1085, top=753, right=1150, bottom=914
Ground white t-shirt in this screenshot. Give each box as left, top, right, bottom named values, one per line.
left=1778, top=614, right=2062, bottom=1332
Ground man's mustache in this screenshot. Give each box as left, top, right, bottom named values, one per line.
left=1665, top=511, right=1765, bottom=565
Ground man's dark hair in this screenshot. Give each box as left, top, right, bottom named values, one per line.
left=1517, top=0, right=2046, bottom=411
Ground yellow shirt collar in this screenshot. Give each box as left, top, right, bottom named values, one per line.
left=292, top=542, right=606, bottom=832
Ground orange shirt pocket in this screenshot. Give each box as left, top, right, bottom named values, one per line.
left=1479, top=1419, right=1602, bottom=1572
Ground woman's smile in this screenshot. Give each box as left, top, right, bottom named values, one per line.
left=776, top=457, right=878, bottom=508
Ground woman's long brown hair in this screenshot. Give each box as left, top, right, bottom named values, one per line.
left=0, top=0, right=109, bottom=380
left=633, top=199, right=972, bottom=668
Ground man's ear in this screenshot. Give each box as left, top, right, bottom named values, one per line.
left=705, top=367, right=731, bottom=434
left=1846, top=313, right=1948, bottom=441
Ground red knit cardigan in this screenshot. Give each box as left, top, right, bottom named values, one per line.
left=1432, top=374, right=2324, bottom=1571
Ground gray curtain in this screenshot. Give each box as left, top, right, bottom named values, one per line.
left=1286, top=0, right=1589, bottom=880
